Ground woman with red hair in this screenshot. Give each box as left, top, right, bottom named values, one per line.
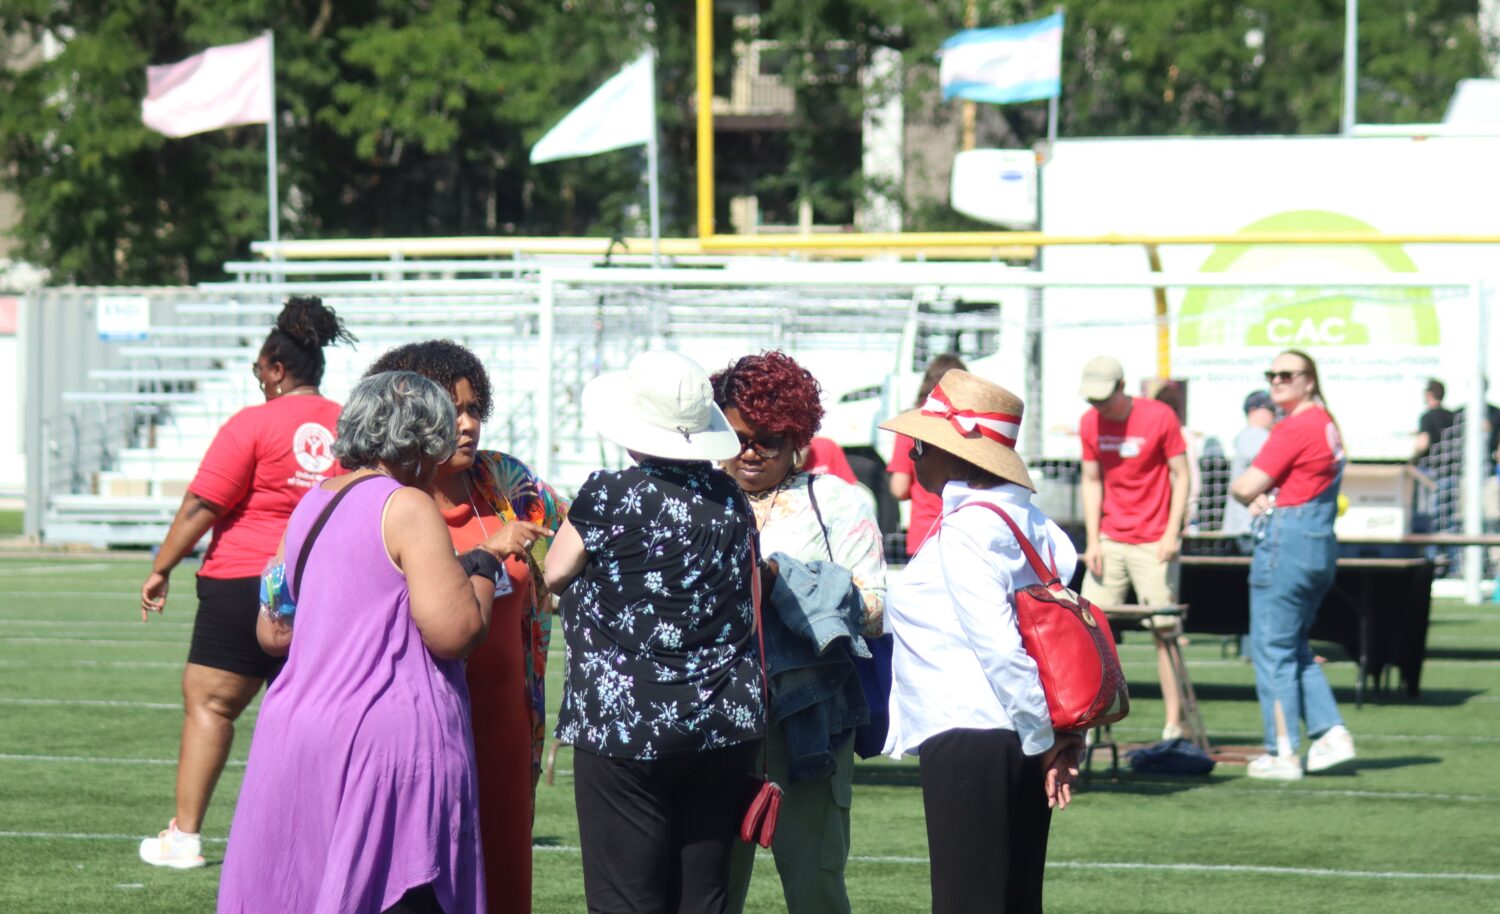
left=713, top=351, right=886, bottom=914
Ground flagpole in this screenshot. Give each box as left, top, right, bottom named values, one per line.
left=1047, top=5, right=1062, bottom=146
left=264, top=30, right=280, bottom=256
left=1341, top=0, right=1358, bottom=134
left=647, top=49, right=662, bottom=268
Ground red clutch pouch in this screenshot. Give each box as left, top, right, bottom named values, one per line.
left=739, top=777, right=783, bottom=848
left=738, top=509, right=782, bottom=849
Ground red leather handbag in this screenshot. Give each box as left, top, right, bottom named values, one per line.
left=956, top=502, right=1131, bottom=732
left=739, top=530, right=782, bottom=848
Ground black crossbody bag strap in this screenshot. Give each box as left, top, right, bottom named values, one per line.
left=291, top=474, right=384, bottom=602
left=805, top=475, right=834, bottom=561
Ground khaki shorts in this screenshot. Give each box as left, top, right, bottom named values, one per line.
left=1081, top=536, right=1179, bottom=607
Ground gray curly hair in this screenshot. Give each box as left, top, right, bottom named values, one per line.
left=333, top=371, right=457, bottom=479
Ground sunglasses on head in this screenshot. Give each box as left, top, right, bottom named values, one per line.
left=735, top=432, right=785, bottom=460
left=1264, top=370, right=1308, bottom=384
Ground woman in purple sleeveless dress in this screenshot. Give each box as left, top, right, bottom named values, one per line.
left=219, top=372, right=510, bottom=914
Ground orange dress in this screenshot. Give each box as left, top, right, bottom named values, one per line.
left=443, top=499, right=533, bottom=914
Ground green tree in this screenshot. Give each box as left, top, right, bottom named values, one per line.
left=0, top=1, right=674, bottom=283
left=749, top=0, right=1489, bottom=227
left=0, top=1, right=1487, bottom=282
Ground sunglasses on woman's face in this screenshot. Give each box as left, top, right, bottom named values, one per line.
left=1264, top=370, right=1308, bottom=385
left=735, top=432, right=785, bottom=460
left=909, top=439, right=925, bottom=461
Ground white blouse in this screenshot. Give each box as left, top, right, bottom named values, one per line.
left=883, top=480, right=1079, bottom=759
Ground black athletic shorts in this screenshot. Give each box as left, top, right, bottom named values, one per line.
left=187, top=575, right=285, bottom=681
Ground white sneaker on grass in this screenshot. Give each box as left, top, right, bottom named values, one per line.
left=1306, top=725, right=1356, bottom=773
left=139, top=818, right=205, bottom=869
left=1246, top=753, right=1303, bottom=781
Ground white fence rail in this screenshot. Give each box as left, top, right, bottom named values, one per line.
left=24, top=262, right=1491, bottom=603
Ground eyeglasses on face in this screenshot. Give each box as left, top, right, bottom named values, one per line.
left=251, top=361, right=263, bottom=380
left=1264, top=370, right=1308, bottom=385
left=735, top=432, right=785, bottom=460
left=909, top=439, right=925, bottom=461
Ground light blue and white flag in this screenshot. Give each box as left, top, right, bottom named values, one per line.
left=939, top=12, right=1064, bottom=105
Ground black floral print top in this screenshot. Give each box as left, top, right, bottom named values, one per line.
left=555, top=460, right=765, bottom=759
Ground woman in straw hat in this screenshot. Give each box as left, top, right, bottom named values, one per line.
left=544, top=350, right=765, bottom=914
left=879, top=369, right=1086, bottom=914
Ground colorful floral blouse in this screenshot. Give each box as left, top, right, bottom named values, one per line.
left=749, top=471, right=886, bottom=635
left=554, top=460, right=765, bottom=759
left=467, top=451, right=569, bottom=785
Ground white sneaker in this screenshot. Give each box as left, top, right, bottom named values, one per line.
left=1161, top=724, right=1184, bottom=741
left=138, top=818, right=205, bottom=869
left=1246, top=753, right=1303, bottom=781
left=1306, top=725, right=1356, bottom=774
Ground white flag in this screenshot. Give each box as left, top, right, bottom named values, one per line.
left=939, top=13, right=1064, bottom=105
left=531, top=54, right=654, bottom=164
left=141, top=34, right=273, bottom=138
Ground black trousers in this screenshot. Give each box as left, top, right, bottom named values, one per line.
left=573, top=741, right=761, bottom=914
left=919, top=728, right=1053, bottom=914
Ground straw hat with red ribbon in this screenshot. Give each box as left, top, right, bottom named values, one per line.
left=879, top=369, right=1034, bottom=491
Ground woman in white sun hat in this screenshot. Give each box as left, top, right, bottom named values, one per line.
left=545, top=350, right=766, bottom=914
left=879, top=369, right=1086, bottom=914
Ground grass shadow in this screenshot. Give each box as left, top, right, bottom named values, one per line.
left=532, top=835, right=566, bottom=847
left=1332, top=686, right=1485, bottom=707
left=1076, top=774, right=1226, bottom=796
left=1180, top=682, right=1261, bottom=703
left=851, top=764, right=922, bottom=788
left=1424, top=646, right=1500, bottom=661
left=1310, top=755, right=1442, bottom=775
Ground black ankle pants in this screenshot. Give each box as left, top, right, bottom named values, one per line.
left=919, top=727, right=1053, bottom=914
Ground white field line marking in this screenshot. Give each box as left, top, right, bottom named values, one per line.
left=0, top=747, right=1488, bottom=804
left=1, top=831, right=1493, bottom=882
left=0, top=753, right=245, bottom=768
left=1431, top=613, right=1500, bottom=621
left=0, top=697, right=181, bottom=710
left=0, top=659, right=180, bottom=669
left=0, top=564, right=115, bottom=576
left=1042, top=861, right=1500, bottom=882
left=0, top=636, right=184, bottom=646
left=539, top=844, right=1500, bottom=880
left=1084, top=782, right=1497, bottom=803
left=0, top=619, right=192, bottom=628
left=3, top=591, right=144, bottom=598
left=0, top=830, right=227, bottom=845
left=537, top=766, right=1494, bottom=804
left=1103, top=725, right=1500, bottom=745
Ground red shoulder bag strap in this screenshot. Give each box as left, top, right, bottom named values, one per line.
left=949, top=501, right=1061, bottom=586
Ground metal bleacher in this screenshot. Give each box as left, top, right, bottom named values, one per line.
left=36, top=255, right=1015, bottom=548
left=39, top=259, right=564, bottom=547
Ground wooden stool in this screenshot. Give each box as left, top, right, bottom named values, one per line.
left=1098, top=603, right=1210, bottom=752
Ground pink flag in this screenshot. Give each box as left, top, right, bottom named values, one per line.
left=141, top=34, right=273, bottom=138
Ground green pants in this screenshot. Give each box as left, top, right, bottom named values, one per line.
left=726, top=727, right=854, bottom=914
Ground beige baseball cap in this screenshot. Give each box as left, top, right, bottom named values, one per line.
left=1079, top=355, right=1124, bottom=401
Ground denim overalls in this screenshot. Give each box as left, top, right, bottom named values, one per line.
left=1247, top=470, right=1345, bottom=753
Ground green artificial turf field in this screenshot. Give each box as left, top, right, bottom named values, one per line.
left=0, top=554, right=1497, bottom=912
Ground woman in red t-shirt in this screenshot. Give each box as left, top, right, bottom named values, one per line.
left=888, top=354, right=967, bottom=557
left=137, top=298, right=354, bottom=868
left=366, top=340, right=567, bottom=914
left=1230, top=349, right=1355, bottom=782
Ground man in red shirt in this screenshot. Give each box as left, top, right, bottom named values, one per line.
left=1078, top=355, right=1190, bottom=741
